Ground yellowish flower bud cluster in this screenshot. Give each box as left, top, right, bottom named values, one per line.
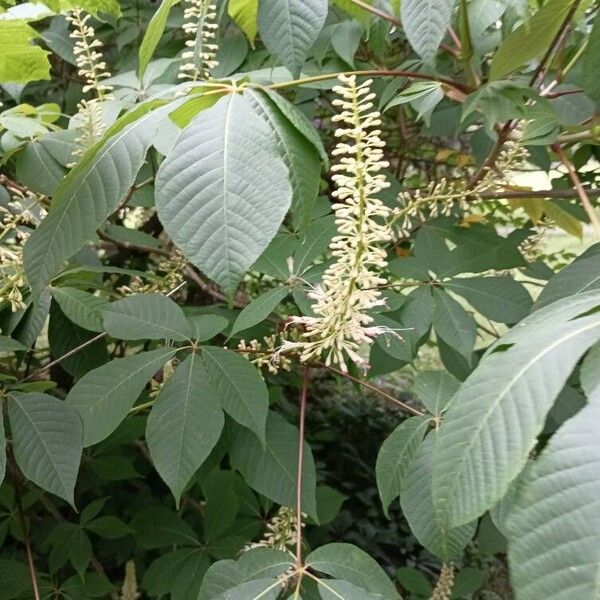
left=244, top=506, right=303, bottom=553
left=283, top=75, right=392, bottom=372
left=431, top=564, right=455, bottom=600
left=178, top=0, right=219, bottom=81
left=0, top=186, right=46, bottom=312
left=237, top=334, right=293, bottom=374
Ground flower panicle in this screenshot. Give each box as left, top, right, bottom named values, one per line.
left=67, top=9, right=113, bottom=100
left=178, top=0, right=219, bottom=82
left=283, top=74, right=393, bottom=372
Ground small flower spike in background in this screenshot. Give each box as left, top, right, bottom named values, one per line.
left=178, top=0, right=219, bottom=81
left=284, top=74, right=393, bottom=372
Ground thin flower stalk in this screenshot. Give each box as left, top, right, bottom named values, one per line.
left=178, top=0, right=219, bottom=81
left=284, top=75, right=392, bottom=372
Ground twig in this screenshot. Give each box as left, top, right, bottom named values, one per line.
left=553, top=144, right=600, bottom=238
left=19, top=280, right=187, bottom=383
left=295, top=366, right=309, bottom=568
left=10, top=454, right=41, bottom=600
left=321, top=364, right=425, bottom=417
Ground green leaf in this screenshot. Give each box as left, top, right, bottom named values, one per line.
left=23, top=99, right=177, bottom=299
left=261, top=88, right=328, bottom=166
left=146, top=353, right=224, bottom=504
left=0, top=335, right=26, bottom=353
left=375, top=415, right=430, bottom=517
left=257, top=0, right=328, bottom=76
left=187, top=314, right=229, bottom=341
left=138, top=0, right=180, bottom=79
left=67, top=347, right=178, bottom=446
left=507, top=398, right=600, bottom=599
left=51, top=287, right=108, bottom=332
left=306, top=543, right=400, bottom=599
left=396, top=567, right=431, bottom=596
left=8, top=392, right=83, bottom=505
left=0, top=418, right=5, bottom=488
left=433, top=300, right=600, bottom=529
left=85, top=516, right=132, bottom=539
left=155, top=92, right=292, bottom=296
left=102, top=293, right=192, bottom=341
left=0, top=559, right=31, bottom=600
left=401, top=0, right=456, bottom=62
left=414, top=370, right=460, bottom=415
left=200, top=346, right=269, bottom=443
left=581, top=342, right=600, bottom=397
left=583, top=10, right=600, bottom=104
left=535, top=254, right=600, bottom=309
left=228, top=0, right=259, bottom=44
left=432, top=288, right=477, bottom=359
left=445, top=276, right=532, bottom=324
left=317, top=579, right=384, bottom=600
left=541, top=200, right=583, bottom=239
left=489, top=0, right=578, bottom=80
left=229, top=411, right=318, bottom=519
left=231, top=287, right=288, bottom=337
left=0, top=21, right=50, bottom=83
left=402, top=433, right=476, bottom=561
left=130, top=506, right=199, bottom=549
left=246, top=88, right=321, bottom=228
left=15, top=139, right=66, bottom=195
left=214, top=579, right=280, bottom=600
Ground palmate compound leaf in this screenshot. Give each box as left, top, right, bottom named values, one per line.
left=23, top=97, right=181, bottom=300
left=67, top=347, right=179, bottom=446
left=375, top=415, right=430, bottom=517
left=507, top=389, right=600, bottom=599
left=8, top=393, right=83, bottom=506
left=155, top=92, right=292, bottom=298
left=146, top=353, right=224, bottom=504
left=257, top=0, right=328, bottom=76
left=401, top=434, right=476, bottom=562
left=433, top=294, right=600, bottom=529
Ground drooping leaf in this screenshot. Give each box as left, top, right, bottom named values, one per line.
left=229, top=411, right=318, bottom=519
left=230, top=287, right=288, bottom=337
left=583, top=9, right=600, bottom=104
left=23, top=99, right=178, bottom=299
left=401, top=434, right=476, bottom=561
left=130, top=506, right=200, bottom=549
left=376, top=415, right=430, bottom=517
left=0, top=335, right=26, bottom=353
left=155, top=92, right=292, bottom=296
left=306, top=543, right=400, bottom=599
left=0, top=559, right=32, bottom=600
left=138, top=0, right=180, bottom=79
left=67, top=347, right=178, bottom=445
left=228, top=0, right=259, bottom=44
left=317, top=579, right=384, bottom=600
left=401, top=0, right=456, bottom=62
left=102, top=293, right=192, bottom=341
left=507, top=398, right=600, bottom=599
left=213, top=579, right=280, bottom=600
left=8, top=392, right=83, bottom=506
left=200, top=346, right=269, bottom=443
left=445, top=276, right=532, bottom=324
left=257, top=0, right=328, bottom=76
left=489, top=0, right=578, bottom=80
left=146, top=353, right=224, bottom=504
left=246, top=88, right=321, bottom=228
left=433, top=301, right=600, bottom=529
left=51, top=287, right=108, bottom=332
left=432, top=288, right=477, bottom=359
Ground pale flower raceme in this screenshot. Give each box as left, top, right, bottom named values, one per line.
left=178, top=0, right=219, bottom=81
left=67, top=9, right=113, bottom=164
left=283, top=75, right=392, bottom=372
